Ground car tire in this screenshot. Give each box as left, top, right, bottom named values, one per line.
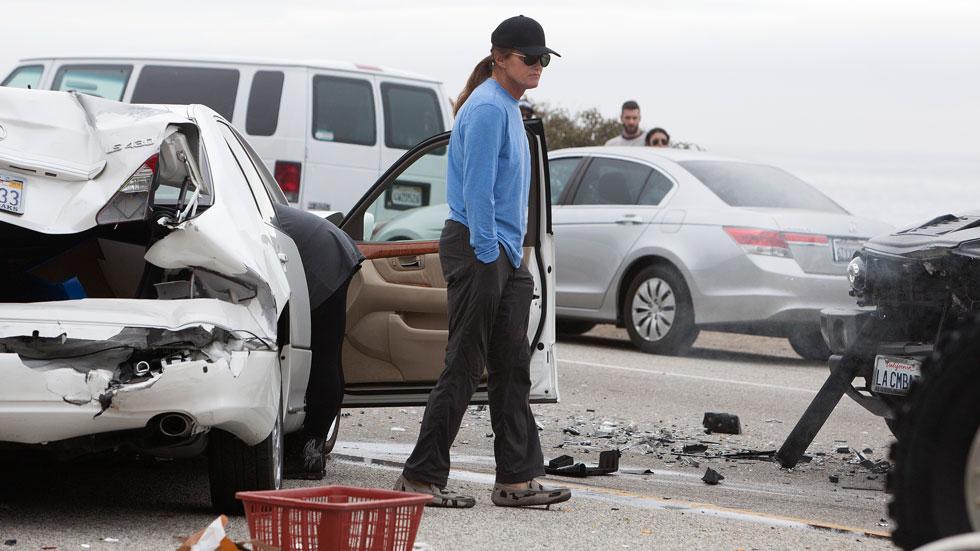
left=622, top=264, right=698, bottom=355
left=556, top=320, right=596, bottom=336
left=788, top=328, right=832, bottom=361
left=888, top=316, right=980, bottom=550
left=208, top=399, right=284, bottom=514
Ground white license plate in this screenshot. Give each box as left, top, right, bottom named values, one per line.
left=872, top=355, right=922, bottom=396
left=0, top=172, right=26, bottom=215
left=391, top=184, right=423, bottom=208
left=832, top=238, right=863, bottom=263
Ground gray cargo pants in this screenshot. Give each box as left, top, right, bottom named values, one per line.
left=402, top=220, right=545, bottom=486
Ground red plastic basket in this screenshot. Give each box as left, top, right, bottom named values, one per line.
left=237, top=486, right=430, bottom=551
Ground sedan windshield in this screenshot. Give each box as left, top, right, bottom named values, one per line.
left=679, top=160, right=846, bottom=213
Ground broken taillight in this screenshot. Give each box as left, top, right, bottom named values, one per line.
left=96, top=154, right=159, bottom=225
left=723, top=226, right=793, bottom=258
left=274, top=161, right=301, bottom=203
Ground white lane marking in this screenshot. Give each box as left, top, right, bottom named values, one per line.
left=329, top=455, right=888, bottom=540
left=559, top=358, right=817, bottom=394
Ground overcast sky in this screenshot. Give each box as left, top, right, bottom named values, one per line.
left=4, top=0, right=978, bottom=159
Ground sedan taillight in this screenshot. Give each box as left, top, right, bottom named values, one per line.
left=724, top=227, right=830, bottom=258
left=96, top=154, right=159, bottom=225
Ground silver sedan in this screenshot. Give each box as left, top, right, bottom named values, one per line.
left=549, top=146, right=893, bottom=359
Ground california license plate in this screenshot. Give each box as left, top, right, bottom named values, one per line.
left=832, top=238, right=863, bottom=263
left=872, top=355, right=922, bottom=396
left=0, top=172, right=26, bottom=215
left=391, top=184, right=423, bottom=208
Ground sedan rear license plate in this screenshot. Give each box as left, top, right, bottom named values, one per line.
left=832, top=238, right=863, bottom=263
left=0, top=172, right=26, bottom=215
left=872, top=355, right=922, bottom=396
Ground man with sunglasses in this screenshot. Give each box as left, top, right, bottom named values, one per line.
left=394, top=15, right=572, bottom=510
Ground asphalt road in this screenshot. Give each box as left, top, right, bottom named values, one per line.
left=0, top=329, right=898, bottom=550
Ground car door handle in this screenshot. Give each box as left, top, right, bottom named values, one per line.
left=277, top=253, right=289, bottom=263
left=394, top=255, right=424, bottom=270
left=615, top=215, right=643, bottom=225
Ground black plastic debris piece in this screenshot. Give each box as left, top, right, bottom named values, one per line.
left=701, top=468, right=725, bottom=485
left=721, top=450, right=775, bottom=461
left=562, top=427, right=581, bottom=436
left=836, top=446, right=851, bottom=454
left=3, top=540, right=15, bottom=547
left=702, top=412, right=741, bottom=434
left=829, top=475, right=839, bottom=484
left=682, top=443, right=708, bottom=454
left=545, top=450, right=621, bottom=477
left=862, top=448, right=874, bottom=454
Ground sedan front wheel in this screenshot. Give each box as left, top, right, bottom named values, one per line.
left=623, top=264, right=698, bottom=355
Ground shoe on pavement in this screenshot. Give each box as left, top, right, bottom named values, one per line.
left=491, top=480, right=571, bottom=508
left=284, top=436, right=326, bottom=480
left=393, top=475, right=476, bottom=508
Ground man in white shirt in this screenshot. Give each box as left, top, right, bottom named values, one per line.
left=605, top=100, right=645, bottom=146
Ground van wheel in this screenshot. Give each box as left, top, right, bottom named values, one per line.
left=888, top=317, right=980, bottom=550
left=556, top=320, right=596, bottom=336
left=208, top=401, right=284, bottom=514
left=623, top=264, right=698, bottom=355
left=788, top=327, right=831, bottom=361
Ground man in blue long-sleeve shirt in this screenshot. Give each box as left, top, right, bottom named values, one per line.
left=395, top=15, right=571, bottom=509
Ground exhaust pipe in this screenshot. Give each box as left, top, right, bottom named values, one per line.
left=156, top=413, right=194, bottom=439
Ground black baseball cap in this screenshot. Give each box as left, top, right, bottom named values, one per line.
left=491, top=15, right=560, bottom=57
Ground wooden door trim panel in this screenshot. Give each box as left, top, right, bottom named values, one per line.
left=358, top=240, right=439, bottom=260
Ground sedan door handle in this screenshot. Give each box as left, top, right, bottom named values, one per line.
left=615, top=215, right=643, bottom=225
left=277, top=252, right=289, bottom=263
left=394, top=255, right=424, bottom=270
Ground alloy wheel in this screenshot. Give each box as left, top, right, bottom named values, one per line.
left=967, top=424, right=980, bottom=530
left=630, top=277, right=676, bottom=342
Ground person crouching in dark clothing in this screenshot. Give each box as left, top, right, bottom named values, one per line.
left=274, top=204, right=364, bottom=479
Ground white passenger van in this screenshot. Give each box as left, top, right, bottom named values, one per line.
left=1, top=56, right=453, bottom=214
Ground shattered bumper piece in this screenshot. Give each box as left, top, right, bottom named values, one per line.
left=544, top=449, right=621, bottom=477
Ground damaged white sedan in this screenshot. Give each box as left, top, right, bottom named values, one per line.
left=0, top=87, right=312, bottom=511
left=0, top=87, right=560, bottom=512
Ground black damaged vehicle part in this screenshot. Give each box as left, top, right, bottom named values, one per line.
left=777, top=212, right=980, bottom=469
left=545, top=450, right=621, bottom=477
left=888, top=312, right=980, bottom=550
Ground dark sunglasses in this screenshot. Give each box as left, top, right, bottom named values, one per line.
left=649, top=138, right=669, bottom=146
left=511, top=51, right=551, bottom=67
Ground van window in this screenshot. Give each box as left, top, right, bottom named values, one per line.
left=246, top=70, right=284, bottom=136
left=53, top=65, right=132, bottom=100
left=381, top=83, right=443, bottom=150
left=132, top=66, right=239, bottom=120
left=2, top=65, right=43, bottom=89
left=312, top=76, right=376, bottom=146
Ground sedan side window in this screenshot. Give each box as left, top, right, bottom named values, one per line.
left=360, top=145, right=449, bottom=242
left=548, top=157, right=581, bottom=204
left=572, top=158, right=652, bottom=206
left=637, top=169, right=675, bottom=206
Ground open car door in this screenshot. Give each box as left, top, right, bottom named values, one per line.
left=338, top=120, right=558, bottom=407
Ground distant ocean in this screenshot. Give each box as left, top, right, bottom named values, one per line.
left=710, top=147, right=980, bottom=231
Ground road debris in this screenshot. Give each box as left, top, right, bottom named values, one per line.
left=3, top=540, right=15, bottom=547
left=702, top=412, right=741, bottom=434
left=701, top=468, right=725, bottom=485
left=682, top=443, right=708, bottom=454
left=545, top=450, right=621, bottom=477
left=829, top=475, right=839, bottom=483
left=836, top=446, right=851, bottom=454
